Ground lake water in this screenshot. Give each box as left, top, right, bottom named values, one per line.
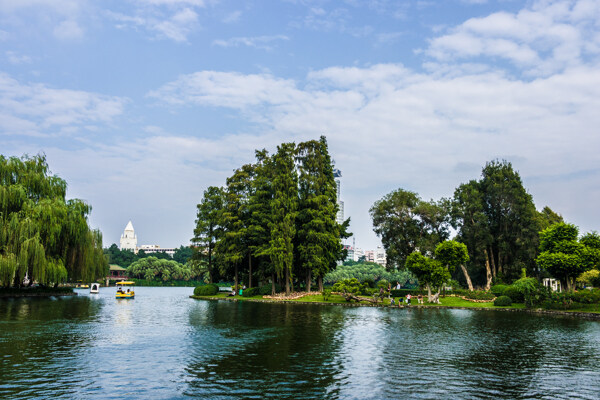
left=1, top=287, right=599, bottom=399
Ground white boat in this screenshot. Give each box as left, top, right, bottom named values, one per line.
left=90, top=283, right=100, bottom=294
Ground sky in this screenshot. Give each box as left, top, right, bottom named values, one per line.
left=1, top=0, right=599, bottom=251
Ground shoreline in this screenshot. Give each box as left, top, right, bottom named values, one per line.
left=190, top=295, right=600, bottom=320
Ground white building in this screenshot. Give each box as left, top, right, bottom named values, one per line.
left=334, top=169, right=344, bottom=225
left=375, top=246, right=387, bottom=267
left=120, top=221, right=137, bottom=252
left=139, top=244, right=176, bottom=257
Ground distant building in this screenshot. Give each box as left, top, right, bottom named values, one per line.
left=139, top=244, right=176, bottom=257
left=120, top=221, right=137, bottom=252
left=333, top=169, right=344, bottom=225
left=375, top=246, right=387, bottom=267
left=364, top=250, right=375, bottom=263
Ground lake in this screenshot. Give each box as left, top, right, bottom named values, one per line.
left=1, top=287, right=599, bottom=399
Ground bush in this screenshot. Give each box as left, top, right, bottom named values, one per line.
left=463, top=290, right=496, bottom=301
left=491, top=284, right=508, bottom=297
left=322, top=288, right=332, bottom=301
left=194, top=284, right=218, bottom=296
left=258, top=283, right=282, bottom=295
left=502, top=286, right=524, bottom=303
left=362, top=278, right=375, bottom=288
left=242, top=287, right=260, bottom=297
left=494, top=296, right=512, bottom=307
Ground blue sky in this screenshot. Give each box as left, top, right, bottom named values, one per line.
left=1, top=0, right=599, bottom=250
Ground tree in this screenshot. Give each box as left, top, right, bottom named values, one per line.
left=104, top=243, right=138, bottom=268
left=405, top=252, right=449, bottom=304
left=536, top=223, right=598, bottom=291
left=0, top=154, right=107, bottom=287
left=370, top=189, right=450, bottom=269
left=126, top=256, right=194, bottom=282
left=173, top=245, right=193, bottom=264
left=435, top=240, right=471, bottom=290
left=268, top=142, right=298, bottom=295
left=192, top=186, right=225, bottom=283
left=296, top=136, right=344, bottom=292
left=452, top=160, right=541, bottom=289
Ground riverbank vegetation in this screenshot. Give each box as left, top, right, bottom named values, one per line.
left=0, top=154, right=107, bottom=288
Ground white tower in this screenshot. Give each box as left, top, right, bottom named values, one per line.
left=333, top=169, right=344, bottom=225
left=120, top=221, right=137, bottom=252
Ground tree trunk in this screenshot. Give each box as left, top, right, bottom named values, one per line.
left=430, top=288, right=441, bottom=304
left=427, top=284, right=432, bottom=302
left=460, top=264, right=474, bottom=291
left=318, top=276, right=324, bottom=292
left=248, top=252, right=252, bottom=288
left=285, top=267, right=290, bottom=295
left=306, top=269, right=312, bottom=292
left=483, top=249, right=493, bottom=291
left=234, top=264, right=238, bottom=292
left=489, top=247, right=497, bottom=279
left=271, top=273, right=276, bottom=295
left=497, top=250, right=503, bottom=275
left=208, top=246, right=213, bottom=284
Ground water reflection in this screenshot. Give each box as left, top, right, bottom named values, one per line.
left=1, top=290, right=600, bottom=400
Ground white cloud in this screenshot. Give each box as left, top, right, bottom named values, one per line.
left=222, top=10, right=242, bottom=23
left=107, top=3, right=201, bottom=42
left=426, top=0, right=600, bottom=76
left=212, top=35, right=289, bottom=50
left=0, top=72, right=127, bottom=137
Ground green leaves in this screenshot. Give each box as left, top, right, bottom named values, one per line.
left=0, top=154, right=107, bottom=287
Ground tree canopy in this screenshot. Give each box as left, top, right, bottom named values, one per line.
left=0, top=154, right=107, bottom=287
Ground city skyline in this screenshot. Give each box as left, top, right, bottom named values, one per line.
left=1, top=1, right=599, bottom=250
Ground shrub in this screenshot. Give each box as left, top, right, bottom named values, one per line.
left=502, top=286, right=524, bottom=303
left=491, top=284, right=508, bottom=297
left=362, top=278, right=375, bottom=288
left=242, top=287, right=259, bottom=297
left=258, top=283, right=282, bottom=295
left=463, top=290, right=496, bottom=301
left=322, top=288, right=332, bottom=301
left=494, top=296, right=512, bottom=306
left=194, top=284, right=218, bottom=296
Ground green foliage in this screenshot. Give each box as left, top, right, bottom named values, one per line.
left=192, top=186, right=225, bottom=284
left=491, top=284, right=508, bottom=297
left=463, top=290, right=496, bottom=300
left=331, top=278, right=367, bottom=302
left=323, top=262, right=416, bottom=286
left=172, top=246, right=193, bottom=264
left=242, top=287, right=260, bottom=297
left=390, top=289, right=426, bottom=297
left=435, top=240, right=469, bottom=273
left=194, top=284, right=219, bottom=296
left=536, top=222, right=598, bottom=290
left=105, top=244, right=139, bottom=268
left=502, top=286, right=524, bottom=303
left=577, top=269, right=600, bottom=287
left=0, top=154, right=107, bottom=287
left=494, top=296, right=512, bottom=307
left=126, top=257, right=195, bottom=282
left=322, top=288, right=332, bottom=301
left=259, top=283, right=281, bottom=295
left=370, top=189, right=450, bottom=268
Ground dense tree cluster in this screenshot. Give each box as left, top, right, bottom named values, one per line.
left=0, top=154, right=107, bottom=287
left=126, top=256, right=195, bottom=282
left=370, top=160, right=597, bottom=291
left=192, top=137, right=349, bottom=295
left=104, top=244, right=193, bottom=268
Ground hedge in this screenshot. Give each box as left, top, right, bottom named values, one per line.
left=194, top=284, right=219, bottom=296
left=494, top=296, right=512, bottom=307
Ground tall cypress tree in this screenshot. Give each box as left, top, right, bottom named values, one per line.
left=269, top=143, right=298, bottom=295
left=296, top=136, right=343, bottom=292
left=192, top=186, right=225, bottom=283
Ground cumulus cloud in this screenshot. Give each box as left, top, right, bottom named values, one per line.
left=426, top=0, right=600, bottom=76
left=0, top=72, right=127, bottom=137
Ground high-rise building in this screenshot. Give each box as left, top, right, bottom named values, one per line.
left=333, top=168, right=344, bottom=225
left=120, top=221, right=137, bottom=251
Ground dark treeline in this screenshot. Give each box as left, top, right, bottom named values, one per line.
left=370, top=160, right=598, bottom=290
left=192, top=136, right=350, bottom=295
left=104, top=244, right=193, bottom=268
left=0, top=154, right=107, bottom=287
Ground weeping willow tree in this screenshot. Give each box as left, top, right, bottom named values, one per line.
left=0, top=154, right=108, bottom=287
